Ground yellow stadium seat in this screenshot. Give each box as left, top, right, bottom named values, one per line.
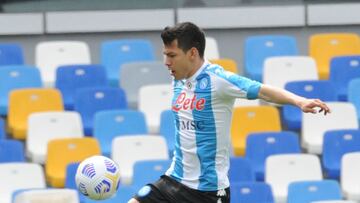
left=231, top=106, right=281, bottom=156
left=45, top=137, right=101, bottom=188
left=210, top=58, right=238, bottom=73
left=309, top=33, right=360, bottom=79
left=8, top=88, right=63, bottom=140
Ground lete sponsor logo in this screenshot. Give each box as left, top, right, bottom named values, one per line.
left=172, top=92, right=206, bottom=112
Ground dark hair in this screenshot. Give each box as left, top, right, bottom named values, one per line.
left=161, top=22, right=205, bottom=58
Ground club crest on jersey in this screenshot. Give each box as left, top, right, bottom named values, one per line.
left=172, top=92, right=206, bottom=112
left=199, top=77, right=209, bottom=90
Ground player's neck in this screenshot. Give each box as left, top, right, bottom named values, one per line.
left=187, top=58, right=205, bottom=79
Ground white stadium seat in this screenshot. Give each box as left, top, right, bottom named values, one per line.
left=27, top=111, right=84, bottom=164
left=302, top=102, right=358, bottom=154
left=265, top=154, right=323, bottom=203
left=111, top=135, right=169, bottom=185
left=0, top=163, right=46, bottom=203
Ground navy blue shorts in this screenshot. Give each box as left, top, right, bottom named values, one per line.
left=134, top=175, right=230, bottom=203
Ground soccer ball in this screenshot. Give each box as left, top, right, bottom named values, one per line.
left=75, top=155, right=121, bottom=200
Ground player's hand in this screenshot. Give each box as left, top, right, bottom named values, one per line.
left=300, top=99, right=331, bottom=115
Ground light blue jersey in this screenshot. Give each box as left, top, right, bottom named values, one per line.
left=165, top=61, right=261, bottom=191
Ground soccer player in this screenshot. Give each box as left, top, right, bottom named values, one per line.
left=128, top=22, right=330, bottom=203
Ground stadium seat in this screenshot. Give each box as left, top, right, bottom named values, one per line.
left=210, top=58, right=238, bottom=73
left=229, top=157, right=255, bottom=184
left=231, top=106, right=281, bottom=156
left=45, top=137, right=101, bottom=188
left=265, top=154, right=323, bottom=203
left=35, top=41, right=91, bottom=87
left=302, top=102, right=358, bottom=154
left=27, top=111, right=84, bottom=164
left=100, top=39, right=155, bottom=86
left=287, top=180, right=342, bottom=203
left=312, top=201, right=357, bottom=203
left=323, top=129, right=360, bottom=179
left=329, top=56, right=360, bottom=101
left=0, top=163, right=46, bottom=203
left=93, top=110, right=148, bottom=157
left=7, top=88, right=64, bottom=140
left=309, top=33, right=360, bottom=79
left=233, top=98, right=261, bottom=107
left=139, top=84, right=173, bottom=134
left=245, top=131, right=301, bottom=181
left=111, top=135, right=169, bottom=185
left=0, top=43, right=24, bottom=65
left=283, top=80, right=337, bottom=131
left=159, top=110, right=175, bottom=155
left=13, top=188, right=80, bottom=203
left=0, top=118, right=5, bottom=139
left=230, top=182, right=274, bottom=203
left=0, top=65, right=42, bottom=116
left=348, top=78, right=360, bottom=124
left=74, top=87, right=128, bottom=136
left=65, top=163, right=80, bottom=190
left=119, top=61, right=171, bottom=108
left=55, top=64, right=108, bottom=110
left=64, top=163, right=87, bottom=203
left=263, top=56, right=318, bottom=90
left=341, top=152, right=360, bottom=201
left=205, top=36, right=220, bottom=59
left=131, top=159, right=172, bottom=191
left=0, top=139, right=25, bottom=163
left=244, top=35, right=298, bottom=82
left=84, top=185, right=136, bottom=203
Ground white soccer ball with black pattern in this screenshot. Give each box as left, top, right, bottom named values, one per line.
left=75, top=155, right=121, bottom=200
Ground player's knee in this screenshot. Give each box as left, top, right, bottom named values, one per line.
left=127, top=198, right=139, bottom=203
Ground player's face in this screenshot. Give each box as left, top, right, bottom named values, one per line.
left=163, top=40, right=193, bottom=80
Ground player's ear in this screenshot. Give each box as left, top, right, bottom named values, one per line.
left=189, top=47, right=198, bottom=58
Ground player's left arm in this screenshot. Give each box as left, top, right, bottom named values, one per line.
left=258, top=84, right=331, bottom=115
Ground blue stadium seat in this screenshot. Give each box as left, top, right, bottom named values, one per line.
left=348, top=78, right=360, bottom=124
left=0, top=43, right=24, bottom=65
left=0, top=118, right=5, bottom=139
left=159, top=110, right=175, bottom=156
left=283, top=80, right=337, bottom=131
left=323, top=129, right=360, bottom=179
left=229, top=157, right=255, bottom=183
left=244, top=35, right=298, bottom=82
left=330, top=56, right=360, bottom=101
left=131, top=159, right=171, bottom=191
left=0, top=65, right=42, bottom=116
left=100, top=39, right=155, bottom=86
left=287, top=180, right=342, bottom=203
left=245, top=131, right=301, bottom=181
left=74, top=87, right=128, bottom=136
left=0, top=139, right=25, bottom=162
left=55, top=64, right=108, bottom=110
left=94, top=110, right=148, bottom=157
left=65, top=162, right=79, bottom=190
left=231, top=182, right=274, bottom=203
left=65, top=162, right=87, bottom=203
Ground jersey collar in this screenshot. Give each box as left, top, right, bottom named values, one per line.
left=187, top=60, right=210, bottom=82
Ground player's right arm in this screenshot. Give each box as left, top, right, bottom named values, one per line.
left=209, top=65, right=330, bottom=115
left=258, top=84, right=331, bottom=115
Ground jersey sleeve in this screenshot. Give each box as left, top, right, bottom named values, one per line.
left=208, top=65, right=262, bottom=100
